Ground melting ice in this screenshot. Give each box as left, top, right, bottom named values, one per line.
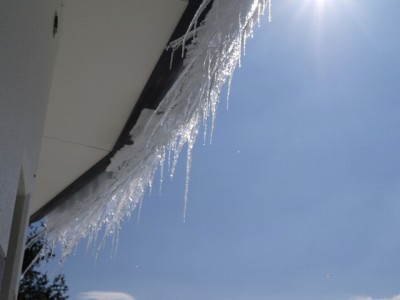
left=35, top=0, right=271, bottom=260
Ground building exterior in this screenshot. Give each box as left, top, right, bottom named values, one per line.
left=0, top=0, right=204, bottom=298
left=1, top=0, right=262, bottom=297
left=0, top=1, right=63, bottom=298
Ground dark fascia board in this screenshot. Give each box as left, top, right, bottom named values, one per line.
left=30, top=0, right=213, bottom=224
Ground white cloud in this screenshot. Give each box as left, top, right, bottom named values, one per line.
left=349, top=295, right=400, bottom=300
left=77, top=291, right=136, bottom=300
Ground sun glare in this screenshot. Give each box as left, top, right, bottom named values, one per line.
left=295, top=0, right=333, bottom=19
left=315, top=0, right=329, bottom=12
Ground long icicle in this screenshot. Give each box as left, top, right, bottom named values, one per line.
left=35, top=0, right=271, bottom=262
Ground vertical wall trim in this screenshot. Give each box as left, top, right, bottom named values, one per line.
left=0, top=246, right=5, bottom=296
left=0, top=166, right=30, bottom=300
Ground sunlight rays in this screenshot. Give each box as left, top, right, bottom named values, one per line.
left=288, top=0, right=375, bottom=81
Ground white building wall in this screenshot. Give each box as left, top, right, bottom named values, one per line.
left=0, top=0, right=62, bottom=262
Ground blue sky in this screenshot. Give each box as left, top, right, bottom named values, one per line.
left=56, top=0, right=400, bottom=299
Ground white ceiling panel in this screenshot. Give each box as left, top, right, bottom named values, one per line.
left=44, top=0, right=187, bottom=151
left=31, top=0, right=187, bottom=215
left=31, top=137, right=108, bottom=214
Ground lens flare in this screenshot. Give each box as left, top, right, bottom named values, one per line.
left=315, top=0, right=329, bottom=12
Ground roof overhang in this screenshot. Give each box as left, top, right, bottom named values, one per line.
left=30, top=0, right=210, bottom=223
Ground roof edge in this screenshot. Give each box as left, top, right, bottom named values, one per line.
left=30, top=0, right=213, bottom=224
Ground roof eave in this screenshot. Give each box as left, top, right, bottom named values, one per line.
left=30, top=0, right=213, bottom=224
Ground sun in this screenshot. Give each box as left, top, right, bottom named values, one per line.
left=314, top=0, right=330, bottom=12
left=307, top=0, right=335, bottom=21
left=295, top=0, right=333, bottom=19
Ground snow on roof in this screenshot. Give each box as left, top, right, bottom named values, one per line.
left=31, top=0, right=271, bottom=260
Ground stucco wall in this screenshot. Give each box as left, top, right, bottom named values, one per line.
left=0, top=0, right=63, bottom=255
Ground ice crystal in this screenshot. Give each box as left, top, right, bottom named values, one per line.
left=37, top=0, right=271, bottom=260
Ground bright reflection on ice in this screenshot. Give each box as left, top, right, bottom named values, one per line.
left=33, top=0, right=272, bottom=261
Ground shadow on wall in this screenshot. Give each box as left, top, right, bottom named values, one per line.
left=0, top=251, right=4, bottom=294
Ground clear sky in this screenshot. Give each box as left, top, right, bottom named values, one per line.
left=55, top=0, right=400, bottom=299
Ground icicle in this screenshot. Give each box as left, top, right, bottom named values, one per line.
left=169, top=48, right=175, bottom=70
left=159, top=147, right=165, bottom=196
left=183, top=144, right=192, bottom=222
left=111, top=225, right=120, bottom=258
left=36, top=0, right=272, bottom=261
left=168, top=29, right=196, bottom=54
left=137, top=197, right=143, bottom=223
left=268, top=0, right=272, bottom=22
left=226, top=74, right=233, bottom=110
left=181, top=0, right=212, bottom=56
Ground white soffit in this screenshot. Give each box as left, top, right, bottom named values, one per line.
left=31, top=0, right=188, bottom=215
